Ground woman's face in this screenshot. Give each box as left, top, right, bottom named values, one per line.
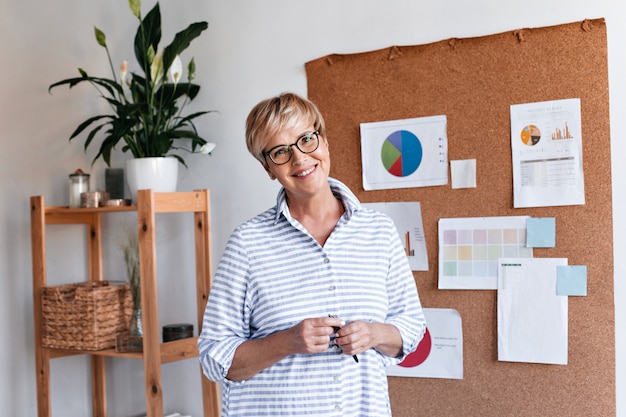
left=262, top=120, right=331, bottom=202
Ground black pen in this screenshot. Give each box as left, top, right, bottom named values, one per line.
left=329, top=314, right=359, bottom=363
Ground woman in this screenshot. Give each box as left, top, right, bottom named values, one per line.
left=198, top=92, right=426, bottom=416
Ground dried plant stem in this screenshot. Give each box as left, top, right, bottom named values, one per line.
left=121, top=229, right=141, bottom=309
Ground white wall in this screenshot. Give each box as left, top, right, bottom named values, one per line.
left=1, top=0, right=623, bottom=415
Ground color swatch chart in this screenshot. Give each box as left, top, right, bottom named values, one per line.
left=438, top=216, right=533, bottom=290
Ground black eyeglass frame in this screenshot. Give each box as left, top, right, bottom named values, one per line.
left=263, top=131, right=320, bottom=165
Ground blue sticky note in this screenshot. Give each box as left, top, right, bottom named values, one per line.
left=526, top=217, right=556, bottom=248
left=557, top=265, right=587, bottom=296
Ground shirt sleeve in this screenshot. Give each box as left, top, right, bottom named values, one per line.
left=380, top=216, right=427, bottom=367
left=198, top=228, right=251, bottom=382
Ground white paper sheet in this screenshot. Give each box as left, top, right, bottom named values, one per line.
left=363, top=202, right=428, bottom=271
left=497, top=258, right=568, bottom=365
left=360, top=115, right=448, bottom=190
left=510, top=98, right=585, bottom=208
left=438, top=216, right=533, bottom=290
left=387, top=308, right=463, bottom=379
left=450, top=159, right=477, bottom=189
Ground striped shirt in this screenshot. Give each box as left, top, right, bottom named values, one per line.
left=198, top=177, right=426, bottom=416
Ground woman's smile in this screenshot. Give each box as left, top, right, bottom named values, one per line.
left=293, top=165, right=317, bottom=177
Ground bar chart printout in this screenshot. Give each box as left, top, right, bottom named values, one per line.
left=363, top=202, right=428, bottom=271
left=510, top=98, right=584, bottom=208
left=438, top=216, right=533, bottom=290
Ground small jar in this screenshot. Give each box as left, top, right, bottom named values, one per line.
left=80, top=191, right=109, bottom=208
left=69, top=170, right=90, bottom=208
left=162, top=323, right=193, bottom=342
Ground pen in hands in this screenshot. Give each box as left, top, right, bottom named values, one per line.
left=329, top=314, right=359, bottom=363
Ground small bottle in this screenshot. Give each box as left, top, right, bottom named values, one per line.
left=69, top=169, right=90, bottom=208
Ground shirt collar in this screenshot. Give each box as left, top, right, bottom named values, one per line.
left=273, top=177, right=362, bottom=224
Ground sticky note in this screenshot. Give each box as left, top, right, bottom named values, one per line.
left=526, top=217, right=556, bottom=248
left=556, top=265, right=587, bottom=296
left=451, top=159, right=476, bottom=189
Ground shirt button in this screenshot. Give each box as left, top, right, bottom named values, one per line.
left=335, top=405, right=341, bottom=410
left=328, top=285, right=335, bottom=291
left=333, top=375, right=340, bottom=382
left=324, top=258, right=330, bottom=264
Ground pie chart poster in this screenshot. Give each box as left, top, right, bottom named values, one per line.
left=360, top=115, right=448, bottom=191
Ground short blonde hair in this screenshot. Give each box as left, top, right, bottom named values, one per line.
left=245, top=92, right=327, bottom=165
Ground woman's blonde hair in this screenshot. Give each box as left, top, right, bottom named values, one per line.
left=245, top=92, right=327, bottom=165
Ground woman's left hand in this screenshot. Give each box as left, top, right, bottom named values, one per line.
left=335, top=320, right=404, bottom=358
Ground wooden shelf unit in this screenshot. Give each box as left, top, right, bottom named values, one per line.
left=30, top=189, right=220, bottom=417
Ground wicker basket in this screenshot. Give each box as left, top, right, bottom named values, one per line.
left=41, top=281, right=133, bottom=350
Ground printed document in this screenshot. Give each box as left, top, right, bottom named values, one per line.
left=510, top=98, right=584, bottom=208
left=497, top=258, right=568, bottom=365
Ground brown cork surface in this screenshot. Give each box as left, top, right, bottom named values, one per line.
left=306, top=18, right=614, bottom=417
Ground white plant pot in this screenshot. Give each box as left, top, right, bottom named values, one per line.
left=125, top=157, right=179, bottom=201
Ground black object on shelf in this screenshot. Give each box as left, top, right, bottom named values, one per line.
left=162, top=323, right=193, bottom=342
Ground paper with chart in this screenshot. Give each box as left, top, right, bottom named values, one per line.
left=387, top=308, right=463, bottom=379
left=360, top=115, right=448, bottom=190
left=363, top=202, right=428, bottom=271
left=510, top=98, right=584, bottom=208
left=497, top=258, right=568, bottom=365
left=438, top=216, right=533, bottom=290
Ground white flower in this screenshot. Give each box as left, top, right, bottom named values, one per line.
left=199, top=143, right=216, bottom=155
left=120, top=60, right=128, bottom=84
left=150, top=50, right=164, bottom=85
left=168, top=55, right=183, bottom=84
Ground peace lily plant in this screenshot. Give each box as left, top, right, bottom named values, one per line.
left=49, top=0, right=216, bottom=168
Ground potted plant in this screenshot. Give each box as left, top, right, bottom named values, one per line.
left=49, top=0, right=216, bottom=196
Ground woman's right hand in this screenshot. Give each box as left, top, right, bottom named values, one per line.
left=287, top=316, right=345, bottom=354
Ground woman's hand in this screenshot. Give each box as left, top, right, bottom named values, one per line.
left=335, top=320, right=403, bottom=358
left=226, top=316, right=344, bottom=381
left=287, top=316, right=345, bottom=354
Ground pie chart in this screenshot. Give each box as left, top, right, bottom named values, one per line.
left=381, top=130, right=423, bottom=177
left=521, top=124, right=541, bottom=146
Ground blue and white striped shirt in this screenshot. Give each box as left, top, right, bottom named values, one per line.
left=198, top=177, right=426, bottom=416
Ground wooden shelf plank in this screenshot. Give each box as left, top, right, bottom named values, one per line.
left=45, top=338, right=200, bottom=363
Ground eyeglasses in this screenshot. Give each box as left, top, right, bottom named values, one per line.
left=263, top=131, right=320, bottom=165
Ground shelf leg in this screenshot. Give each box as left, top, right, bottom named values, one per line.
left=91, top=356, right=107, bottom=416
left=137, top=189, right=164, bottom=417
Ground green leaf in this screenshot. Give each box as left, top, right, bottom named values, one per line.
left=83, top=123, right=108, bottom=151
left=187, top=57, right=196, bottom=81
left=162, top=21, right=208, bottom=75
left=95, top=133, right=121, bottom=166
left=94, top=27, right=107, bottom=48
left=128, top=0, right=141, bottom=19
left=155, top=82, right=199, bottom=107
left=69, top=115, right=112, bottom=139
left=134, top=2, right=161, bottom=75
left=48, top=77, right=82, bottom=93
left=179, top=110, right=214, bottom=122
left=48, top=71, right=124, bottom=100
left=48, top=69, right=91, bottom=93
left=169, top=154, right=187, bottom=168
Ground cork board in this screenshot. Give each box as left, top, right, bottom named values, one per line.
left=305, top=18, right=614, bottom=417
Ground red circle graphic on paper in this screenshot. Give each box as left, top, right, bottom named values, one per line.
left=398, top=327, right=432, bottom=368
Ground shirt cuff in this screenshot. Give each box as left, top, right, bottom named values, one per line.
left=198, top=336, right=247, bottom=382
